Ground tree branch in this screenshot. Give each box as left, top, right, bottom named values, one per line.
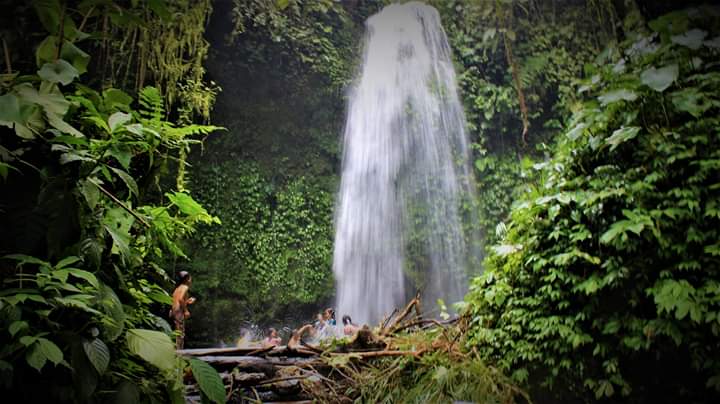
left=55, top=2, right=67, bottom=61
left=2, top=37, right=11, bottom=74
left=91, top=180, right=151, bottom=227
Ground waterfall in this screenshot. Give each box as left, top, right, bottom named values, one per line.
left=333, top=1, right=479, bottom=325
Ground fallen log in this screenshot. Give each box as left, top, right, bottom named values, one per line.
left=183, top=296, right=492, bottom=403
left=229, top=371, right=266, bottom=385
left=329, top=348, right=427, bottom=359
left=178, top=345, right=265, bottom=357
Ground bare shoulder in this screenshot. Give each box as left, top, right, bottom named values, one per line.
left=173, top=284, right=189, bottom=298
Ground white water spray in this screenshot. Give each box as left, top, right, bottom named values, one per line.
left=333, top=2, right=479, bottom=325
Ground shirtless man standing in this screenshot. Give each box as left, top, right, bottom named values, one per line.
left=171, top=271, right=196, bottom=349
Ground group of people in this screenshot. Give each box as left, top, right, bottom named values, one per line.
left=170, top=271, right=363, bottom=350
left=262, top=307, right=361, bottom=347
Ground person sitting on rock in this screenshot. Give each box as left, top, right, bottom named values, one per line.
left=324, top=308, right=336, bottom=326
left=342, top=315, right=360, bottom=336
left=313, top=312, right=326, bottom=334
left=263, top=327, right=282, bottom=347
left=288, top=324, right=315, bottom=350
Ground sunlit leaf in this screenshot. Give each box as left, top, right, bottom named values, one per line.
left=108, top=112, right=132, bottom=133
left=640, top=64, right=678, bottom=92
left=671, top=88, right=710, bottom=118
left=83, top=338, right=110, bottom=375
left=79, top=178, right=100, bottom=209
left=109, top=167, right=139, bottom=197
left=38, top=60, right=79, bottom=85
left=671, top=29, right=707, bottom=50
left=188, top=358, right=226, bottom=404
left=598, top=89, right=637, bottom=105
left=126, top=329, right=176, bottom=371
left=606, top=126, right=641, bottom=150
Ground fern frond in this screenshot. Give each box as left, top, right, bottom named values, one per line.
left=165, top=124, right=224, bottom=139
left=138, top=87, right=165, bottom=123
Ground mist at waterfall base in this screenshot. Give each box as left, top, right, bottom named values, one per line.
left=333, top=2, right=481, bottom=326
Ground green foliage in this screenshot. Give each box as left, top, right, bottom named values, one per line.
left=188, top=358, right=226, bottom=404
left=0, top=2, right=223, bottom=402
left=185, top=161, right=334, bottom=337
left=432, top=0, right=617, bottom=254
left=229, top=0, right=381, bottom=91
left=473, top=153, right=536, bottom=248
left=126, top=329, right=177, bottom=371
left=433, top=0, right=615, bottom=153
left=340, top=326, right=525, bottom=403
left=466, top=9, right=720, bottom=403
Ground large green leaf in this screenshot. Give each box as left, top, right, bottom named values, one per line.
left=103, top=88, right=133, bottom=111
left=107, top=146, right=133, bottom=170
left=109, top=167, right=139, bottom=197
left=33, top=0, right=87, bottom=41
left=167, top=191, right=205, bottom=216
left=108, top=112, right=132, bottom=133
left=104, top=224, right=130, bottom=259
left=83, top=338, right=110, bottom=375
left=126, top=329, right=176, bottom=371
left=4, top=254, right=50, bottom=267
left=33, top=0, right=62, bottom=35
left=598, top=89, right=637, bottom=105
left=671, top=88, right=711, bottom=117
left=102, top=207, right=134, bottom=258
left=15, top=82, right=69, bottom=116
left=95, top=284, right=125, bottom=341
left=166, top=192, right=220, bottom=224
left=0, top=94, right=22, bottom=127
left=188, top=358, right=226, bottom=404
left=640, top=64, right=678, bottom=92
left=26, top=338, right=64, bottom=372
left=36, top=36, right=90, bottom=74
left=38, top=60, right=79, bottom=85
left=71, top=339, right=98, bottom=399
left=671, top=29, right=707, bottom=50
left=79, top=178, right=100, bottom=209
left=55, top=268, right=99, bottom=288
left=9, top=320, right=28, bottom=337
left=606, top=126, right=641, bottom=151
left=47, top=112, right=84, bottom=137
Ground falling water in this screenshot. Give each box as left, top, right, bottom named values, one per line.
left=333, top=2, right=479, bottom=325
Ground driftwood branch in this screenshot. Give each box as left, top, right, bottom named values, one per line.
left=382, top=291, right=421, bottom=335
left=330, top=349, right=427, bottom=359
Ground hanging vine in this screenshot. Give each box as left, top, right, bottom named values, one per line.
left=79, top=0, right=219, bottom=121
left=497, top=1, right=530, bottom=146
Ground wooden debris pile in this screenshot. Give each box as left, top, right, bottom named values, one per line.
left=179, top=295, right=473, bottom=403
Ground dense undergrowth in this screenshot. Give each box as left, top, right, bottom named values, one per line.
left=0, top=1, right=225, bottom=402
left=466, top=8, right=720, bottom=403
left=184, top=0, right=385, bottom=330
left=183, top=161, right=335, bottom=341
